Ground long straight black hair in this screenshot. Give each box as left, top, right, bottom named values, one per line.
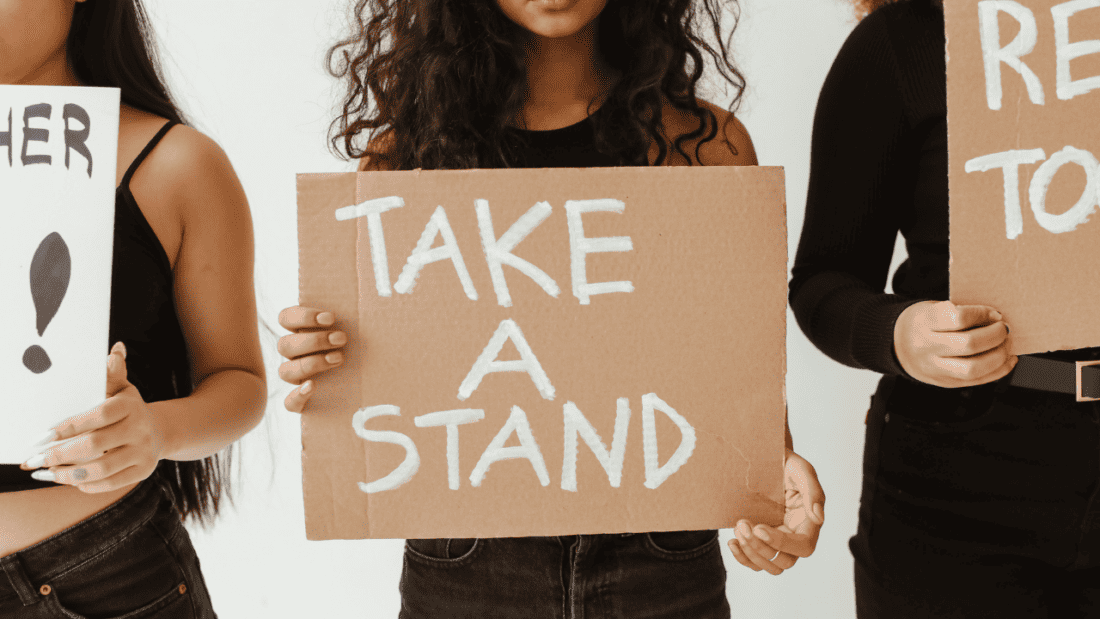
left=66, top=0, right=230, bottom=524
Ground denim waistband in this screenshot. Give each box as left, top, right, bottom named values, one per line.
left=0, top=478, right=170, bottom=603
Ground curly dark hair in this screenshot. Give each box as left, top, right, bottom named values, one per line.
left=327, top=0, right=746, bottom=170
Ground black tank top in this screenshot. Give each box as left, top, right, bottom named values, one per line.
left=504, top=115, right=621, bottom=168
left=1, top=122, right=192, bottom=493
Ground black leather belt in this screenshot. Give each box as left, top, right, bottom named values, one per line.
left=1010, top=355, right=1100, bottom=401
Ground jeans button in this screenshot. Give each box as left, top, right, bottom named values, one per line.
left=39, top=584, right=51, bottom=596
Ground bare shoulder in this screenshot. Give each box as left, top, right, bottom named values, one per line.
left=357, top=152, right=387, bottom=172
left=357, top=129, right=397, bottom=171
left=125, top=114, right=249, bottom=261
left=136, top=123, right=245, bottom=216
left=148, top=125, right=235, bottom=189
left=118, top=103, right=238, bottom=197
left=703, top=101, right=758, bottom=166
left=659, top=99, right=758, bottom=167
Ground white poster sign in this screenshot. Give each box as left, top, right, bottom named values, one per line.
left=0, top=85, right=119, bottom=463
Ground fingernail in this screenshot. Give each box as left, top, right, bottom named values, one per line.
left=325, top=351, right=343, bottom=364
left=754, top=527, right=770, bottom=542
left=328, top=331, right=347, bottom=346
left=31, top=469, right=55, bottom=482
left=317, top=312, right=335, bottom=326
left=738, top=522, right=753, bottom=538
left=991, top=310, right=1003, bottom=321
left=32, top=429, right=58, bottom=448
left=23, top=453, right=46, bottom=470
left=300, top=380, right=313, bottom=395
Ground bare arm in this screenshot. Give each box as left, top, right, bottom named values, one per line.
left=669, top=104, right=825, bottom=574
left=26, top=127, right=266, bottom=490
left=156, top=127, right=266, bottom=460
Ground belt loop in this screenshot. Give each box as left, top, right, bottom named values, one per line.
left=1, top=555, right=41, bottom=606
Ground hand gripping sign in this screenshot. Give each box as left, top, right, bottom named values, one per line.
left=296, top=167, right=786, bottom=540
left=0, top=85, right=119, bottom=463
left=947, top=0, right=1100, bottom=354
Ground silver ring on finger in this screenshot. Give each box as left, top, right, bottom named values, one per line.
left=769, top=549, right=780, bottom=561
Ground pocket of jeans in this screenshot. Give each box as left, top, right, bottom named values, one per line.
left=405, top=538, right=481, bottom=566
left=644, top=530, right=719, bottom=560
left=42, top=519, right=195, bottom=619
left=154, top=513, right=215, bottom=619
left=875, top=392, right=1033, bottom=508
left=42, top=581, right=192, bottom=619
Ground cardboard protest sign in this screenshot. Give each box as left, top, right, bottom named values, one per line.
left=297, top=166, right=787, bottom=540
left=0, top=85, right=119, bottom=463
left=947, top=0, right=1100, bottom=354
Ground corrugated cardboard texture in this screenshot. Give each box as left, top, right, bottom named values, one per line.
left=297, top=167, right=786, bottom=540
left=947, top=0, right=1100, bottom=354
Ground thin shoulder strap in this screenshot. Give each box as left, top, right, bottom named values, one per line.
left=120, top=121, right=178, bottom=188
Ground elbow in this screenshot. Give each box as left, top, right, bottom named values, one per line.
left=787, top=278, right=813, bottom=337
left=238, top=368, right=268, bottom=436
left=197, top=364, right=268, bottom=437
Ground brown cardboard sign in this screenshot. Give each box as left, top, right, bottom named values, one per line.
left=296, top=167, right=786, bottom=540
left=947, top=0, right=1100, bottom=354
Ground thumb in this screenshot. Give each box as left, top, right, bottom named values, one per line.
left=932, top=302, right=1002, bottom=332
left=106, top=342, right=131, bottom=396
left=789, top=451, right=825, bottom=527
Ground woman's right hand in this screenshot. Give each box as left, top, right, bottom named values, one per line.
left=894, top=300, right=1017, bottom=388
left=277, top=306, right=347, bottom=412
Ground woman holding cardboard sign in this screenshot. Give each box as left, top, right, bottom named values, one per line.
left=0, top=0, right=265, bottom=617
left=278, top=0, right=824, bottom=615
left=791, top=0, right=1100, bottom=616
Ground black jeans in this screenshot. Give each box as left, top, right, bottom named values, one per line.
left=0, top=478, right=216, bottom=619
left=399, top=531, right=729, bottom=618
left=853, top=375, right=1100, bottom=618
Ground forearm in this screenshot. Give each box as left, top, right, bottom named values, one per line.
left=790, top=271, right=919, bottom=375
left=151, top=368, right=266, bottom=461
left=790, top=7, right=926, bottom=376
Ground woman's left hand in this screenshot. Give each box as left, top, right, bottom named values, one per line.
left=727, top=449, right=825, bottom=575
left=21, top=342, right=167, bottom=494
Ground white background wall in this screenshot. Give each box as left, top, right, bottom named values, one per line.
left=140, top=1, right=897, bottom=616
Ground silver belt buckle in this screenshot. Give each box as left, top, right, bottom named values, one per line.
left=1075, top=360, right=1100, bottom=402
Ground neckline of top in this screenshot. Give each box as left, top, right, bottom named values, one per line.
left=507, top=115, right=595, bottom=146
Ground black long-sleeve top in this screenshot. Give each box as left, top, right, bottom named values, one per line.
left=790, top=0, right=948, bottom=377
left=790, top=0, right=1099, bottom=411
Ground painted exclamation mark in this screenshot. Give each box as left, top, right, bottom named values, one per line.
left=23, top=232, right=71, bottom=374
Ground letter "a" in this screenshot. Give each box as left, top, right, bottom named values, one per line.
left=457, top=319, right=555, bottom=401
